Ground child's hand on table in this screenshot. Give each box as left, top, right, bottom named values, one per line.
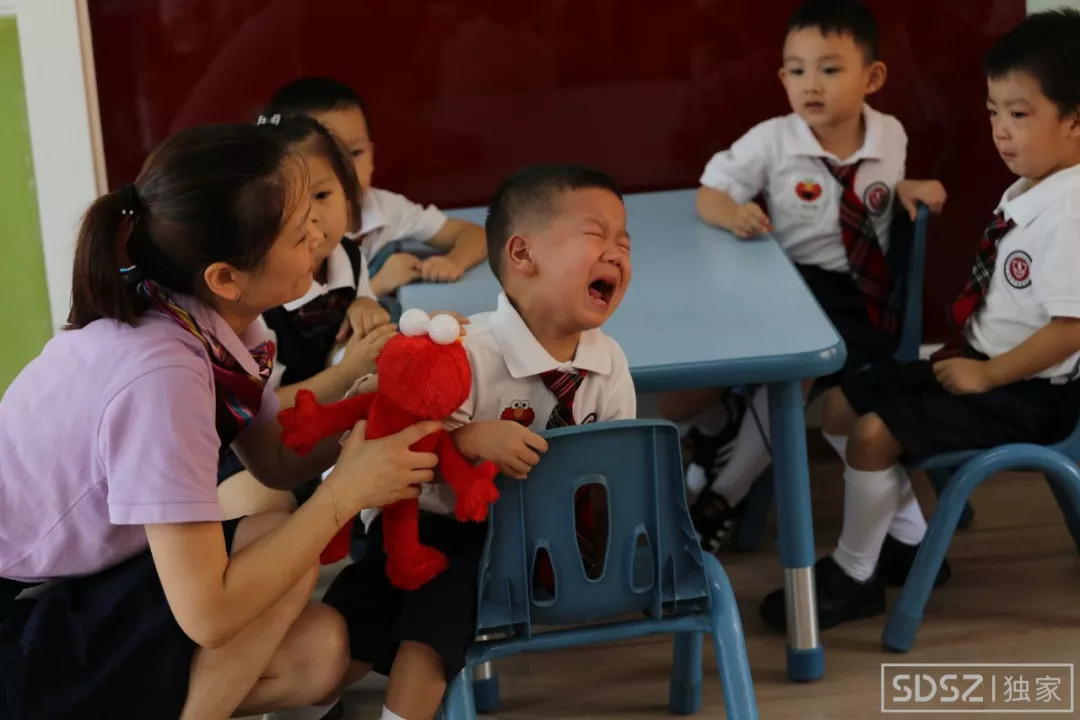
left=420, top=255, right=465, bottom=283
left=897, top=179, right=948, bottom=220
left=376, top=252, right=423, bottom=294
left=337, top=296, right=392, bottom=343
left=732, top=202, right=772, bottom=238
left=452, top=420, right=548, bottom=480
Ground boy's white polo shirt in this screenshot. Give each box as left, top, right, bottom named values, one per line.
left=411, top=293, right=637, bottom=516
left=968, top=164, right=1080, bottom=381
left=700, top=104, right=907, bottom=272
left=354, top=187, right=449, bottom=262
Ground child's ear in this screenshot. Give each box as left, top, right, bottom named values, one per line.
left=865, top=60, right=887, bottom=95
left=778, top=67, right=789, bottom=88
left=1066, top=108, right=1080, bottom=139
left=505, top=235, right=536, bottom=276
left=204, top=262, right=244, bottom=303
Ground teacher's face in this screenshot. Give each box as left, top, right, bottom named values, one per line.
left=228, top=161, right=325, bottom=314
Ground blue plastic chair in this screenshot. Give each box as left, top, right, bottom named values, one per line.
left=882, top=418, right=1080, bottom=652
left=733, top=204, right=978, bottom=550
left=439, top=420, right=758, bottom=720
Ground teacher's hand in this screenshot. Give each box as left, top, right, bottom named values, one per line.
left=325, top=420, right=441, bottom=513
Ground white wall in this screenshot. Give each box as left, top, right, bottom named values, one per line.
left=8, top=0, right=99, bottom=332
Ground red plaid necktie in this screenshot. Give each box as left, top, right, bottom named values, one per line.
left=535, top=368, right=605, bottom=586
left=950, top=212, right=1016, bottom=331
left=931, top=212, right=1016, bottom=361
left=823, top=160, right=901, bottom=335
left=540, top=369, right=588, bottom=429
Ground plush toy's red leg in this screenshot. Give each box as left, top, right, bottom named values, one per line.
left=382, top=498, right=448, bottom=591
left=436, top=432, right=499, bottom=523
left=278, top=390, right=376, bottom=456
left=320, top=519, right=354, bottom=565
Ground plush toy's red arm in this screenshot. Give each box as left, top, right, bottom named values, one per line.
left=278, top=389, right=376, bottom=456
left=436, top=430, right=499, bottom=523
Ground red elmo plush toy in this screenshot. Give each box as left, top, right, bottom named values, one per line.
left=278, top=309, right=499, bottom=591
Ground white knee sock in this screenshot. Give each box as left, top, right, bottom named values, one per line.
left=887, top=468, right=928, bottom=545
left=708, top=386, right=771, bottom=506
left=263, top=702, right=339, bottom=720
left=381, top=706, right=406, bottom=720
left=822, top=431, right=847, bottom=460
left=832, top=464, right=904, bottom=582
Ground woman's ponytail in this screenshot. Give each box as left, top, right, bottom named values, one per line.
left=67, top=186, right=147, bottom=329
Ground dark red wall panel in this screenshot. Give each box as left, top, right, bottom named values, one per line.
left=88, top=0, right=1026, bottom=341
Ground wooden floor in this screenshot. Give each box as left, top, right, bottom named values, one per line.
left=336, top=453, right=1080, bottom=719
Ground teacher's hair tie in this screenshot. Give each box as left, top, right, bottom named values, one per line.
left=118, top=183, right=143, bottom=276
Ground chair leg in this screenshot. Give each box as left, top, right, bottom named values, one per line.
left=471, top=656, right=500, bottom=714
left=884, top=461, right=986, bottom=653
left=441, top=666, right=477, bottom=720
left=926, top=468, right=975, bottom=529
left=669, top=632, right=703, bottom=715
left=734, top=468, right=773, bottom=552
left=702, top=554, right=759, bottom=719
left=1046, top=472, right=1080, bottom=554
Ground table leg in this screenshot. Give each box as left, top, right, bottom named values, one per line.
left=767, top=380, right=824, bottom=682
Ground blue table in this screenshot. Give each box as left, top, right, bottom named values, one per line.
left=400, top=188, right=844, bottom=681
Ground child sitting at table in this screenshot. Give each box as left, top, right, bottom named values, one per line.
left=761, top=7, right=1080, bottom=630
left=665, top=0, right=947, bottom=553
left=268, top=77, right=487, bottom=315
left=319, top=164, right=636, bottom=720
left=216, top=113, right=396, bottom=519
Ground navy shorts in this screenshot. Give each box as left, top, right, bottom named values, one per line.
left=323, top=512, right=486, bottom=680
left=842, top=357, right=1080, bottom=463
left=797, top=264, right=899, bottom=387
left=0, top=519, right=241, bottom=720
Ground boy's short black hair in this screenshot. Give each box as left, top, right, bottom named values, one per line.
left=269, top=77, right=368, bottom=121
left=983, top=8, right=1080, bottom=116
left=786, top=0, right=879, bottom=62
left=485, top=164, right=623, bottom=282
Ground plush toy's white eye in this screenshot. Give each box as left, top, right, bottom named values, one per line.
left=427, top=313, right=461, bottom=345
left=399, top=308, right=430, bottom=337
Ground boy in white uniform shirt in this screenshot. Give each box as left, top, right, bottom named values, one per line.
left=760, top=7, right=1080, bottom=631
left=321, top=164, right=635, bottom=720
left=663, top=0, right=947, bottom=552
left=269, top=78, right=488, bottom=306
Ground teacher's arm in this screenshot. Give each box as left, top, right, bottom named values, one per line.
left=147, top=420, right=439, bottom=649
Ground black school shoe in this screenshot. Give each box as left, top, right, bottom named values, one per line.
left=681, top=393, right=746, bottom=477
left=690, top=489, right=745, bottom=554
left=878, top=535, right=952, bottom=588
left=760, top=556, right=886, bottom=632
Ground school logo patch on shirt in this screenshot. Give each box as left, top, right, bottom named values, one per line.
left=1004, top=250, right=1032, bottom=289
left=863, top=182, right=891, bottom=216
left=500, top=399, right=536, bottom=427
left=794, top=177, right=824, bottom=202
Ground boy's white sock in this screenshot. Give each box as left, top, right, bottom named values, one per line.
left=832, top=464, right=904, bottom=582
left=708, top=386, right=771, bottom=506
left=887, top=468, right=928, bottom=546
left=822, top=430, right=847, bottom=460
left=685, top=463, right=709, bottom=496
left=262, top=702, right=338, bottom=720
left=380, top=706, right=406, bottom=720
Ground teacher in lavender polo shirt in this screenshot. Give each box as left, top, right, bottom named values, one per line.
left=0, top=124, right=438, bottom=720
